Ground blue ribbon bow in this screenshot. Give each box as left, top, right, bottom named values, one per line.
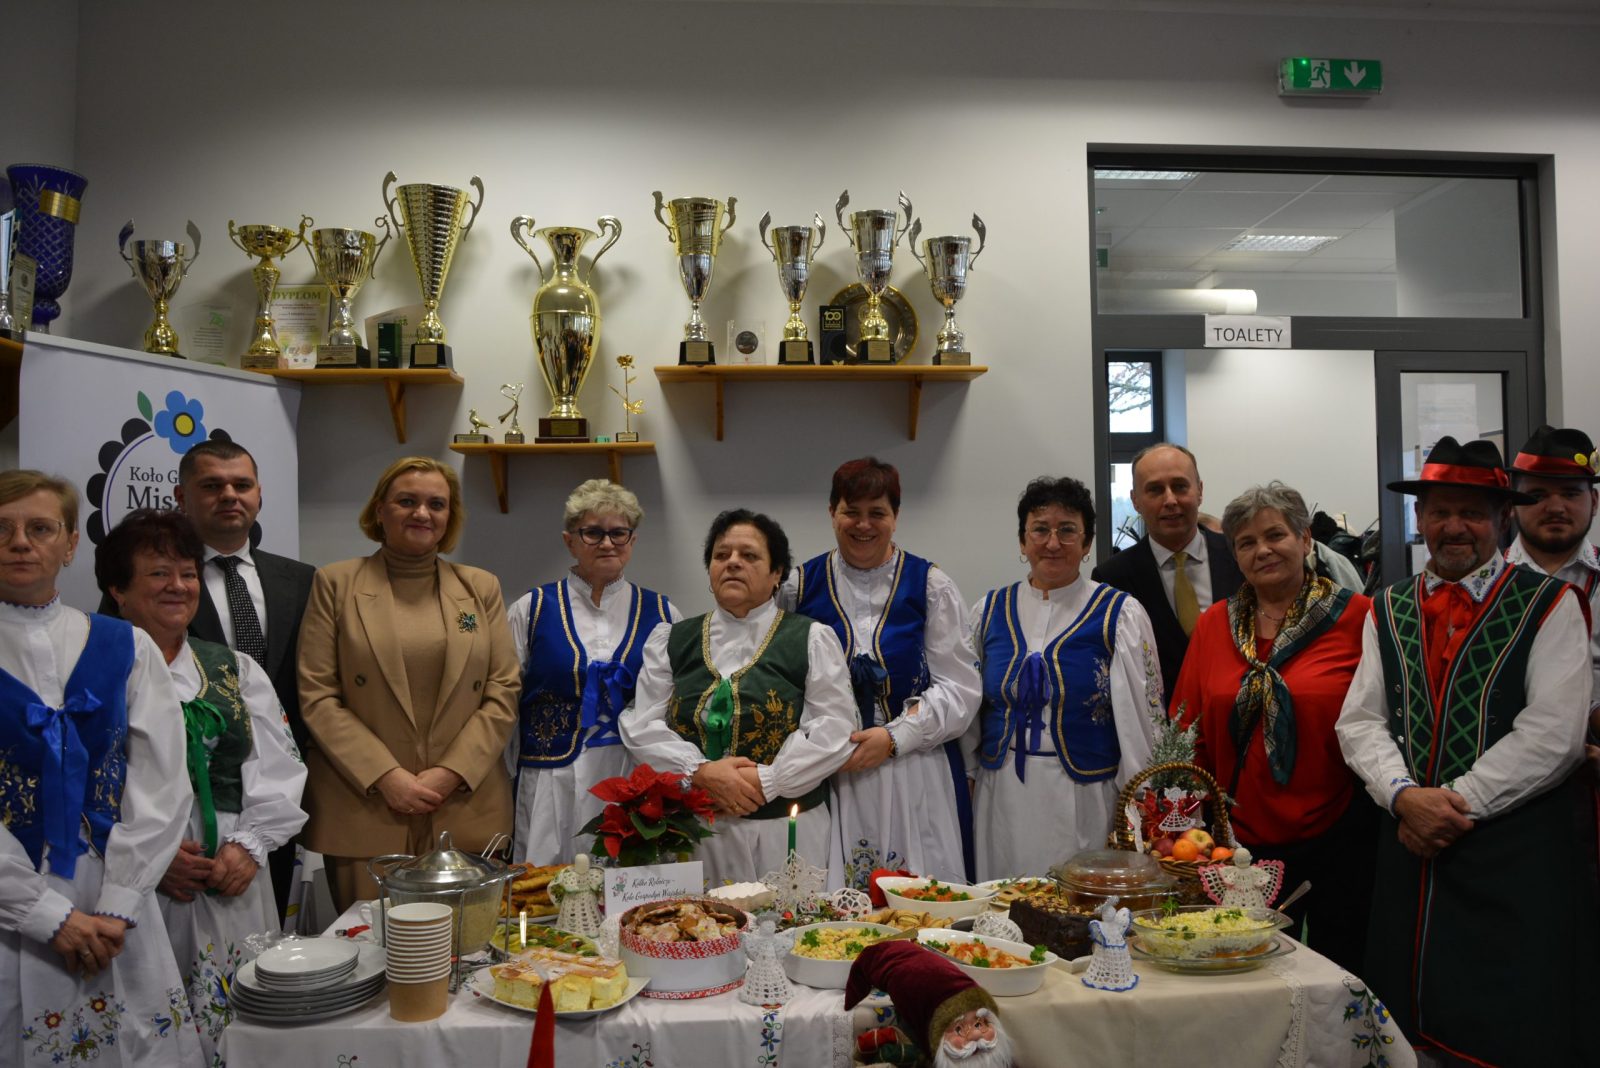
left=25, top=692, right=102, bottom=879
left=1012, top=652, right=1051, bottom=783
left=849, top=654, right=891, bottom=729
left=580, top=659, right=635, bottom=749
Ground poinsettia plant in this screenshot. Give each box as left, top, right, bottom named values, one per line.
left=577, top=763, right=717, bottom=866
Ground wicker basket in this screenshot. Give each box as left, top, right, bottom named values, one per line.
left=1108, top=761, right=1236, bottom=905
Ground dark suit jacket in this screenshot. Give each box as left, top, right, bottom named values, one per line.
left=1091, top=527, right=1244, bottom=709
left=98, top=546, right=317, bottom=748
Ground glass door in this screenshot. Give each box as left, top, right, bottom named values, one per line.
left=1374, top=352, right=1532, bottom=583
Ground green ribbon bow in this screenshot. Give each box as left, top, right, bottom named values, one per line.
left=704, top=677, right=734, bottom=760
left=181, top=697, right=228, bottom=857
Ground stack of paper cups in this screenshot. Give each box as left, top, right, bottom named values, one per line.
left=385, top=901, right=454, bottom=1021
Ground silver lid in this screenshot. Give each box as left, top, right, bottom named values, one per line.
left=381, top=830, right=507, bottom=890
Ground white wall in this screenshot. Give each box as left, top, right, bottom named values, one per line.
left=46, top=0, right=1600, bottom=613
left=1182, top=349, right=1379, bottom=532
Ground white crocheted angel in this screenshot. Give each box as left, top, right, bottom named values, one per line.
left=1198, top=847, right=1284, bottom=909
left=738, top=913, right=797, bottom=1006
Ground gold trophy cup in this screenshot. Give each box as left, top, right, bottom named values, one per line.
left=304, top=220, right=391, bottom=367
left=835, top=189, right=913, bottom=364
left=383, top=171, right=484, bottom=368
left=229, top=216, right=312, bottom=369
left=653, top=192, right=736, bottom=364
left=118, top=219, right=202, bottom=358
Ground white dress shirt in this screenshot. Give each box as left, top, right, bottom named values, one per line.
left=1149, top=528, right=1216, bottom=617
left=1506, top=537, right=1600, bottom=710
left=1336, top=553, right=1591, bottom=819
left=203, top=544, right=268, bottom=656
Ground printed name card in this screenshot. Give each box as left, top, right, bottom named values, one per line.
left=603, top=861, right=705, bottom=916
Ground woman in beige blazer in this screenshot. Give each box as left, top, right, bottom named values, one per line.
left=298, top=456, right=519, bottom=911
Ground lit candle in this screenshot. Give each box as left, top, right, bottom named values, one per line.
left=520, top=909, right=527, bottom=946
left=788, top=803, right=799, bottom=857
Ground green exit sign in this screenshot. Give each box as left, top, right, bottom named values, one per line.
left=1279, top=57, right=1383, bottom=96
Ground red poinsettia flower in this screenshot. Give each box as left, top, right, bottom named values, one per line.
left=590, top=763, right=660, bottom=805
left=581, top=763, right=717, bottom=865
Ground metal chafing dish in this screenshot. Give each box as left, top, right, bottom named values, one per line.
left=368, top=831, right=511, bottom=989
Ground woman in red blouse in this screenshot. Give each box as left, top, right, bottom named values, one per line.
left=1168, top=481, right=1376, bottom=975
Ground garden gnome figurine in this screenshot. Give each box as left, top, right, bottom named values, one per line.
left=845, top=941, right=1014, bottom=1068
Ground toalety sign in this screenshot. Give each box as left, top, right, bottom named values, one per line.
left=1204, top=314, right=1292, bottom=349
left=602, top=861, right=705, bottom=918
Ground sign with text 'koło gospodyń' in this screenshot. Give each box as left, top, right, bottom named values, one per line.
left=1278, top=57, right=1383, bottom=96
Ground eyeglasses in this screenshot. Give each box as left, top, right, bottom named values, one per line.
left=575, top=526, right=635, bottom=546
left=0, top=518, right=68, bottom=544
left=1025, top=524, right=1083, bottom=544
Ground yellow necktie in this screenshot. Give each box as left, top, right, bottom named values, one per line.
left=1172, top=549, right=1200, bottom=635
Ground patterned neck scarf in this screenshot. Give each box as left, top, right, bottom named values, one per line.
left=1226, top=570, right=1352, bottom=786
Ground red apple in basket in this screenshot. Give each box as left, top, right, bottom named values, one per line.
left=1152, top=835, right=1175, bottom=857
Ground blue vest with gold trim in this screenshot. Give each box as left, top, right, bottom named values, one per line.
left=795, top=550, right=931, bottom=728
left=0, top=613, right=134, bottom=877
left=518, top=581, right=671, bottom=769
left=976, top=583, right=1125, bottom=784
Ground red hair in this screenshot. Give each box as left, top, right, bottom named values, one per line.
left=829, top=457, right=901, bottom=513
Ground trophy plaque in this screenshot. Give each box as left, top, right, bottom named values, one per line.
left=118, top=220, right=202, bottom=358
left=0, top=207, right=18, bottom=339
left=512, top=214, right=621, bottom=444
left=498, top=383, right=527, bottom=444
left=653, top=191, right=736, bottom=364
left=836, top=189, right=912, bottom=364
left=306, top=220, right=390, bottom=368
left=383, top=171, right=484, bottom=369
left=453, top=407, right=494, bottom=444
left=229, top=216, right=313, bottom=369
left=758, top=210, right=826, bottom=365
left=909, top=214, right=987, bottom=366
left=610, top=354, right=643, bottom=443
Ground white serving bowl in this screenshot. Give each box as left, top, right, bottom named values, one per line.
left=914, top=928, right=1058, bottom=997
left=783, top=921, right=903, bottom=989
left=877, top=877, right=996, bottom=920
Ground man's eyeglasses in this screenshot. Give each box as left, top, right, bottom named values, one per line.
left=1025, top=524, right=1083, bottom=544
left=575, top=526, right=636, bottom=546
left=0, top=518, right=68, bottom=544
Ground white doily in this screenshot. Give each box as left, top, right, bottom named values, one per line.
left=970, top=913, right=1023, bottom=942
left=761, top=851, right=828, bottom=915
left=828, top=887, right=872, bottom=919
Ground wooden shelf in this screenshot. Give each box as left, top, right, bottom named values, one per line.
left=653, top=363, right=987, bottom=441
left=250, top=367, right=464, bottom=443
left=449, top=441, right=657, bottom=513
left=0, top=337, right=20, bottom=430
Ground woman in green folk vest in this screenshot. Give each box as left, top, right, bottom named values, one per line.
left=97, top=510, right=306, bottom=1064
left=622, top=509, right=858, bottom=885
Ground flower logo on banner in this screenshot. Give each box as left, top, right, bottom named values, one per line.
left=151, top=391, right=208, bottom=454
left=83, top=389, right=242, bottom=547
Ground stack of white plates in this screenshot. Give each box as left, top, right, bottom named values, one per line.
left=232, top=940, right=386, bottom=1023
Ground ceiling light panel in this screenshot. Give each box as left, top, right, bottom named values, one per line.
left=1219, top=234, right=1340, bottom=252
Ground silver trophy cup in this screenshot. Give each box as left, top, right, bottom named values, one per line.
left=758, top=210, right=826, bottom=364
left=909, top=214, right=987, bottom=365
left=835, top=189, right=912, bottom=363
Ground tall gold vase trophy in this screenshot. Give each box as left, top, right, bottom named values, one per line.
left=653, top=192, right=736, bottom=364
left=383, top=171, right=484, bottom=368
left=228, top=216, right=312, bottom=369
left=836, top=189, right=912, bottom=364
left=510, top=213, right=621, bottom=442
left=758, top=211, right=826, bottom=365
left=908, top=213, right=986, bottom=366
left=118, top=220, right=202, bottom=358
left=304, top=218, right=391, bottom=367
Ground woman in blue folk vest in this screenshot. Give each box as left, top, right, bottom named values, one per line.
left=96, top=509, right=306, bottom=1064
left=967, top=477, right=1162, bottom=880
left=623, top=509, right=857, bottom=884
left=507, top=480, right=679, bottom=866
left=0, top=471, right=203, bottom=1068
left=779, top=457, right=982, bottom=888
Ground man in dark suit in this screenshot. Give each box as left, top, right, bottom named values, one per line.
left=180, top=441, right=315, bottom=920
left=1091, top=443, right=1243, bottom=707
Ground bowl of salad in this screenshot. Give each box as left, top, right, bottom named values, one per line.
left=783, top=921, right=904, bottom=988
left=915, top=929, right=1058, bottom=997
left=1128, top=905, right=1293, bottom=961
left=876, top=877, right=995, bottom=920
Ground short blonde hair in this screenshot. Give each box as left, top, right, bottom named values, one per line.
left=358, top=457, right=465, bottom=553
left=563, top=479, right=643, bottom=530
left=0, top=469, right=80, bottom=533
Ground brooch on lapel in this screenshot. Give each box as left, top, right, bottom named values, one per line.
left=457, top=611, right=478, bottom=633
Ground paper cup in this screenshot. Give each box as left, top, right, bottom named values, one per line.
left=388, top=974, right=449, bottom=1021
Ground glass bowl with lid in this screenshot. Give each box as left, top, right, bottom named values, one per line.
left=1049, top=849, right=1180, bottom=913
